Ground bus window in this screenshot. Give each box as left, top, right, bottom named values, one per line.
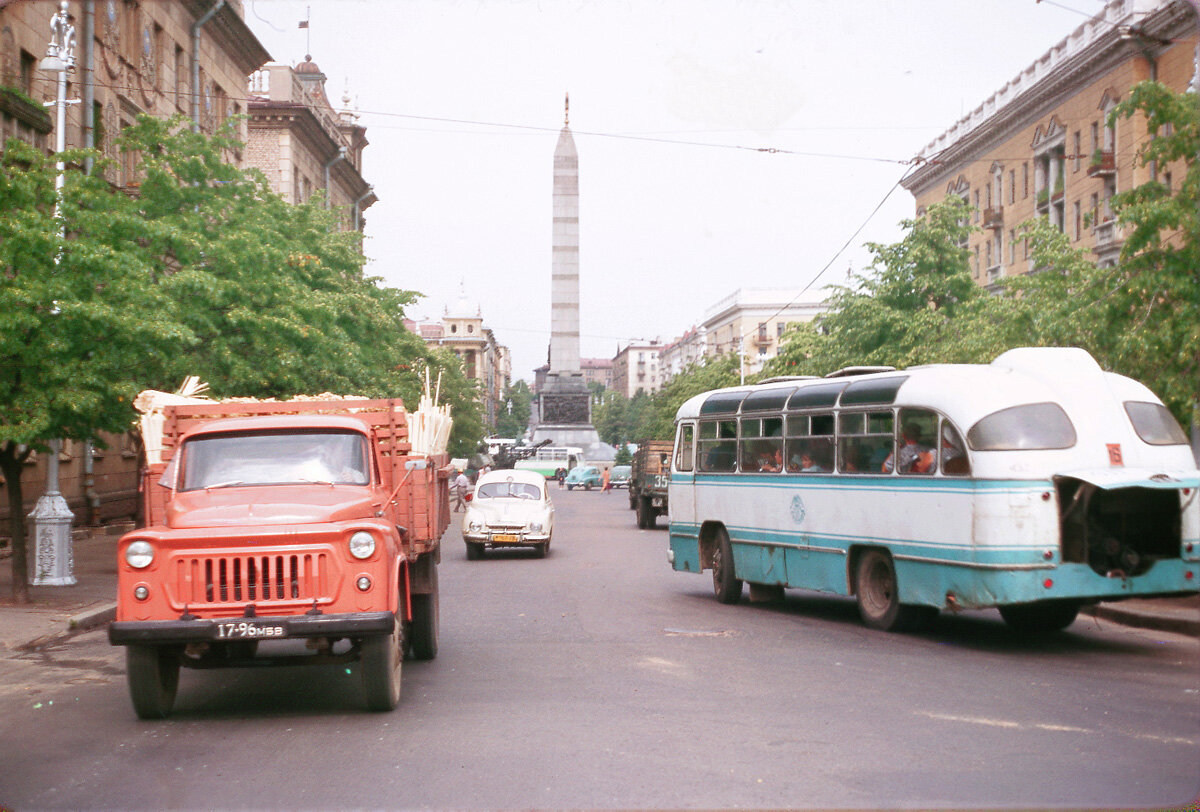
left=675, top=424, right=695, bottom=472
left=741, top=417, right=783, bottom=472
left=967, top=402, right=1076, bottom=450
left=698, top=419, right=737, bottom=472
left=839, top=411, right=893, bottom=474
left=887, top=409, right=937, bottom=475
left=940, top=421, right=970, bottom=475
left=1124, top=402, right=1188, bottom=446
left=786, top=412, right=834, bottom=472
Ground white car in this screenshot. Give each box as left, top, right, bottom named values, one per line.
left=463, top=469, right=555, bottom=559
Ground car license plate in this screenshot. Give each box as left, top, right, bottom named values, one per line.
left=491, top=533, right=520, bottom=543
left=215, top=620, right=286, bottom=640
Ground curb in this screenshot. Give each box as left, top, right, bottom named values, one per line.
left=1083, top=604, right=1200, bottom=637
left=69, top=601, right=117, bottom=632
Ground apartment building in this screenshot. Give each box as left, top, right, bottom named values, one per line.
left=902, top=0, right=1196, bottom=278
left=702, top=288, right=828, bottom=375
left=612, top=341, right=664, bottom=398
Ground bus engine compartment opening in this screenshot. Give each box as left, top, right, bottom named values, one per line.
left=1057, top=477, right=1182, bottom=577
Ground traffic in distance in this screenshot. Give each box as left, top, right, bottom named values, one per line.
left=665, top=347, right=1200, bottom=632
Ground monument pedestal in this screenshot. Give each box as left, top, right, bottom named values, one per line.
left=531, top=373, right=600, bottom=448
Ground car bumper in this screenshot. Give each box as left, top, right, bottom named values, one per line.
left=464, top=532, right=550, bottom=546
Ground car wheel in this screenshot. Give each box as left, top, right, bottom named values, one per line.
left=466, top=542, right=483, bottom=560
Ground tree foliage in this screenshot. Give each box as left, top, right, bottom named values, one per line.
left=493, top=379, right=532, bottom=439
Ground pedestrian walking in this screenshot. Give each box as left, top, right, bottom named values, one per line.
left=555, top=467, right=566, bottom=489
left=601, top=466, right=612, bottom=493
left=452, top=470, right=471, bottom=511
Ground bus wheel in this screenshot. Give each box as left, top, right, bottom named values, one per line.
left=409, top=567, right=439, bottom=661
left=126, top=645, right=181, bottom=720
left=361, top=612, right=403, bottom=711
left=855, top=549, right=929, bottom=632
left=998, top=600, right=1082, bottom=633
left=711, top=527, right=743, bottom=604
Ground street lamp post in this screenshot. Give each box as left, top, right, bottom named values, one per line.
left=30, top=1, right=78, bottom=587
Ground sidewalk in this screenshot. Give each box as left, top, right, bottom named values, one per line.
left=0, top=525, right=1197, bottom=652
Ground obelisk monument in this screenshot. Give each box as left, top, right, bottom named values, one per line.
left=532, top=94, right=599, bottom=448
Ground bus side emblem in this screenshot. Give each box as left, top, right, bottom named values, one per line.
left=790, top=494, right=806, bottom=524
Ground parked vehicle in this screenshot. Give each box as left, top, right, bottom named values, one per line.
left=668, top=347, right=1200, bottom=633
left=463, top=469, right=555, bottom=559
left=108, top=398, right=451, bottom=718
left=609, top=465, right=632, bottom=488
left=565, top=465, right=603, bottom=490
left=630, top=440, right=673, bottom=528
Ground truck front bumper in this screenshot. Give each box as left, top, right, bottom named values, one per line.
left=108, top=611, right=394, bottom=646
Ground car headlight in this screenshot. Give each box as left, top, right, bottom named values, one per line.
left=349, top=531, right=376, bottom=560
left=468, top=520, right=483, bottom=533
left=125, top=540, right=154, bottom=569
left=528, top=521, right=543, bottom=533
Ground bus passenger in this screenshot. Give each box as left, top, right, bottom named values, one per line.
left=884, top=423, right=934, bottom=474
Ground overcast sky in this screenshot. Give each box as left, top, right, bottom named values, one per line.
left=245, top=0, right=1092, bottom=381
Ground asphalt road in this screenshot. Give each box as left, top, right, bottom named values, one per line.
left=0, top=488, right=1197, bottom=810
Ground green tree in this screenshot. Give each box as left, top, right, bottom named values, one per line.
left=614, top=443, right=632, bottom=465
left=0, top=140, right=185, bottom=601
left=1106, top=82, right=1200, bottom=430
left=642, top=354, right=741, bottom=440
left=593, top=389, right=629, bottom=445
left=494, top=379, right=532, bottom=439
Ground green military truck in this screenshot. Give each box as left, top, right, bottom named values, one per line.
left=629, top=439, right=673, bottom=529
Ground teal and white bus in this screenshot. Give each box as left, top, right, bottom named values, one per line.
left=514, top=446, right=584, bottom=478
left=667, top=347, right=1200, bottom=632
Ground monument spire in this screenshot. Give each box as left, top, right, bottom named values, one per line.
left=565, top=91, right=569, bottom=126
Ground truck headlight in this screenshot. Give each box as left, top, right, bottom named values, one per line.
left=349, top=531, right=376, bottom=560
left=125, top=540, right=154, bottom=569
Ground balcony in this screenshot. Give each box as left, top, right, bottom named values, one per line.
left=982, top=206, right=1004, bottom=230
left=1092, top=218, right=1124, bottom=258
left=1087, top=150, right=1115, bottom=178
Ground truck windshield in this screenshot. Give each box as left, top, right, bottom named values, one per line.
left=180, top=430, right=370, bottom=490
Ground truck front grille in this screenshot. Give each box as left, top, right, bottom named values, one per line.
left=171, top=552, right=330, bottom=607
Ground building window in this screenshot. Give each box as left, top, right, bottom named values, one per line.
left=1091, top=121, right=1099, bottom=154
left=1022, top=163, right=1029, bottom=199
left=1073, top=201, right=1081, bottom=241
left=1008, top=229, right=1016, bottom=263
left=1009, top=170, right=1015, bottom=205
left=973, top=190, right=980, bottom=221
left=19, top=49, right=35, bottom=95
left=1072, top=131, right=1081, bottom=172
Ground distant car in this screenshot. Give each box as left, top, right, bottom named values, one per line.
left=609, top=465, right=632, bottom=488
left=565, top=465, right=602, bottom=490
left=463, top=469, right=555, bottom=559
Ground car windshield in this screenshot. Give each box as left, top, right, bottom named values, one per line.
left=179, top=430, right=370, bottom=490
left=476, top=481, right=542, bottom=500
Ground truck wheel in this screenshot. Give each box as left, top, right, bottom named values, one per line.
left=409, top=568, right=439, bottom=661
left=636, top=496, right=653, bottom=529
left=126, top=645, right=181, bottom=720
left=361, top=614, right=403, bottom=711
left=466, top=542, right=483, bottom=560
left=711, top=527, right=742, bottom=604
left=628, top=491, right=637, bottom=510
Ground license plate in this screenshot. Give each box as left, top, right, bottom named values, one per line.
left=215, top=620, right=286, bottom=640
left=491, top=533, right=520, bottom=543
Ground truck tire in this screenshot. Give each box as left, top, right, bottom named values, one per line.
left=409, top=567, right=439, bottom=661
left=628, top=489, right=637, bottom=510
left=361, top=612, right=403, bottom=711
left=126, top=645, right=181, bottom=720
left=636, top=496, right=654, bottom=529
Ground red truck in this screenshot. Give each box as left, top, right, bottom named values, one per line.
left=108, top=398, right=450, bottom=718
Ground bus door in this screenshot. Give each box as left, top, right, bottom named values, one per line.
left=670, top=422, right=697, bottom=526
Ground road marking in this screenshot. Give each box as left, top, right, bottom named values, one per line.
left=916, top=711, right=1196, bottom=746
left=662, top=628, right=736, bottom=637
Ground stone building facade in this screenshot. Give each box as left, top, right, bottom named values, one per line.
left=246, top=57, right=375, bottom=230
left=702, top=288, right=827, bottom=376
left=902, top=0, right=1196, bottom=278
left=405, top=295, right=512, bottom=432
left=612, top=341, right=664, bottom=398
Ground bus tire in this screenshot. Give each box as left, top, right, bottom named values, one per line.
left=711, top=527, right=742, bottom=604
left=361, top=616, right=403, bottom=712
left=855, top=549, right=929, bottom=632
left=998, top=600, right=1081, bottom=633
left=409, top=568, right=439, bottom=661
left=126, top=645, right=181, bottom=720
